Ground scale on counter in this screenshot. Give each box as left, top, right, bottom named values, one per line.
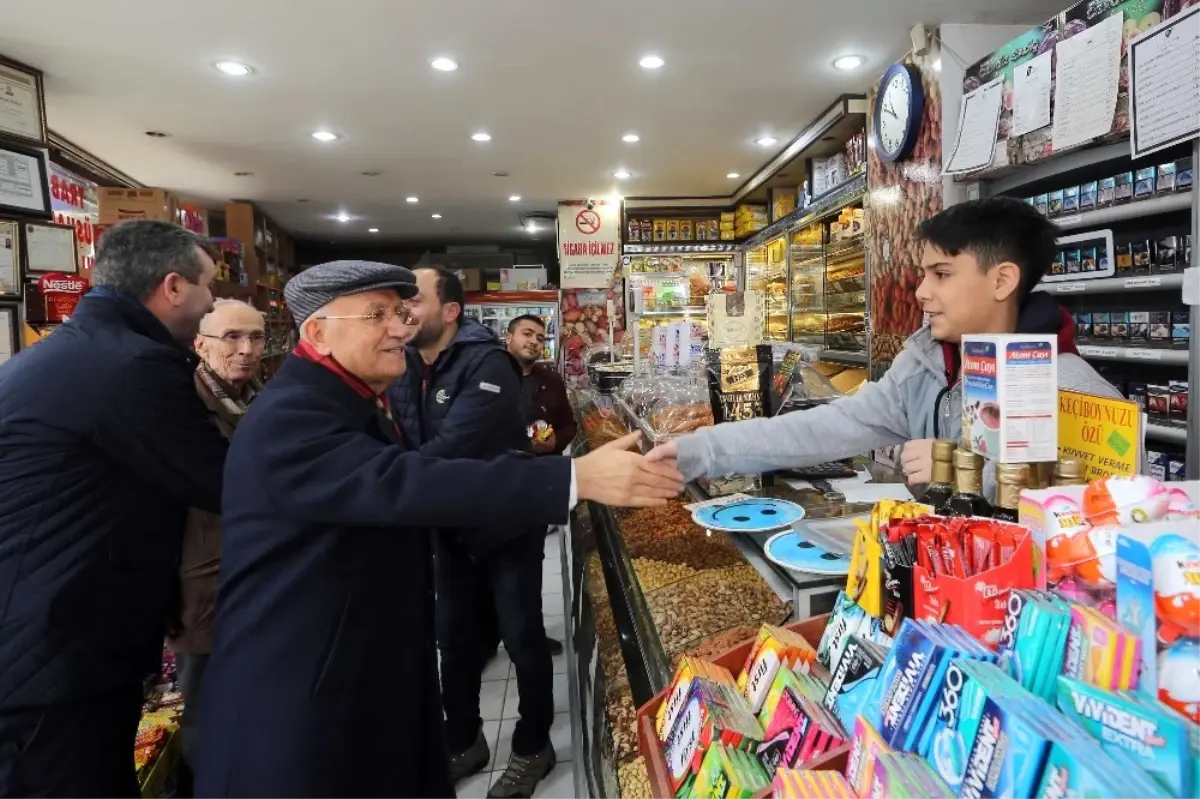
left=690, top=498, right=805, bottom=533
left=762, top=514, right=860, bottom=575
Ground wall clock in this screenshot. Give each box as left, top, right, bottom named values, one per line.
left=873, top=62, right=925, bottom=163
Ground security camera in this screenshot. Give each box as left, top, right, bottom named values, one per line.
left=585, top=199, right=596, bottom=211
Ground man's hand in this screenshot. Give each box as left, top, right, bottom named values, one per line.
left=900, top=438, right=935, bottom=486
left=531, top=432, right=557, bottom=454
left=645, top=439, right=678, bottom=465
left=576, top=432, right=684, bottom=507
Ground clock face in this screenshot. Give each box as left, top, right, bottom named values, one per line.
left=878, top=71, right=913, bottom=156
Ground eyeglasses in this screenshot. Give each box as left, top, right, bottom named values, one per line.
left=315, top=306, right=415, bottom=326
left=200, top=331, right=267, bottom=347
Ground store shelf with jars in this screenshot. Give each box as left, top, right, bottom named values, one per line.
left=623, top=252, right=738, bottom=364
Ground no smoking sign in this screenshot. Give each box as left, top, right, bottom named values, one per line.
left=575, top=209, right=601, bottom=235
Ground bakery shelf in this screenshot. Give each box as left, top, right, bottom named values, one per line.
left=1147, top=423, right=1189, bottom=446
left=1076, top=345, right=1189, bottom=366
left=1035, top=273, right=1185, bottom=296
left=818, top=349, right=869, bottom=365
left=1053, top=191, right=1191, bottom=231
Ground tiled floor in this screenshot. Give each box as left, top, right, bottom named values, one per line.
left=456, top=531, right=583, bottom=799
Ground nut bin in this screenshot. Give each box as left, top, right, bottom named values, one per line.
left=607, top=686, right=639, bottom=763
left=618, top=756, right=653, bottom=799
left=632, top=558, right=699, bottom=593
left=629, top=530, right=745, bottom=572
left=645, top=564, right=790, bottom=655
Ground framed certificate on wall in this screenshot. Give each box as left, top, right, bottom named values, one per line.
left=0, top=56, right=47, bottom=145
left=0, top=219, right=19, bottom=296
left=0, top=302, right=19, bottom=365
left=0, top=140, right=51, bottom=218
left=22, top=221, right=77, bottom=274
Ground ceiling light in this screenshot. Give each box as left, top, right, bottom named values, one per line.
left=431, top=213, right=443, bottom=219
left=933, top=58, right=942, bottom=72
left=639, top=55, right=665, bottom=69
left=368, top=228, right=379, bottom=233
left=335, top=213, right=351, bottom=223
left=756, top=136, right=778, bottom=147
left=471, top=131, right=492, bottom=142
left=607, top=194, right=624, bottom=205
left=431, top=57, right=458, bottom=72
left=509, top=195, right=522, bottom=202
left=726, top=172, right=740, bottom=179
left=832, top=55, right=865, bottom=70
left=214, top=60, right=253, bottom=77
left=361, top=170, right=383, bottom=177
left=406, top=196, right=419, bottom=203
left=233, top=171, right=254, bottom=177
left=613, top=170, right=632, bottom=180
left=622, top=133, right=640, bottom=143
left=144, top=130, right=171, bottom=138
left=312, top=130, right=339, bottom=142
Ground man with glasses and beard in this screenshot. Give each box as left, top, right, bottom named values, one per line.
left=196, top=261, right=682, bottom=796
left=391, top=266, right=559, bottom=797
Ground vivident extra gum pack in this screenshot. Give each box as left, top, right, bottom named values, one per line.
left=818, top=590, right=890, bottom=669
left=824, top=635, right=888, bottom=731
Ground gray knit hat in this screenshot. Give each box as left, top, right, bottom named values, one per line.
left=284, top=260, right=419, bottom=324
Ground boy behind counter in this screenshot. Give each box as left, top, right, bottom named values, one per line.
left=648, top=198, right=1120, bottom=497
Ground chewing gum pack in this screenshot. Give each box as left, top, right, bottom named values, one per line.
left=663, top=681, right=762, bottom=792
left=867, top=751, right=955, bottom=799
left=658, top=656, right=737, bottom=741
left=693, top=743, right=769, bottom=799
left=757, top=686, right=846, bottom=777
left=844, top=716, right=890, bottom=798
left=818, top=590, right=890, bottom=669
left=996, top=589, right=1073, bottom=701
left=739, top=625, right=817, bottom=713
left=1060, top=601, right=1141, bottom=692
left=771, top=767, right=855, bottom=798
left=758, top=667, right=827, bottom=728
left=824, top=635, right=888, bottom=730
left=1057, top=675, right=1192, bottom=797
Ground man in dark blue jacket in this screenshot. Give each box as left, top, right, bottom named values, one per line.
left=197, top=261, right=682, bottom=798
left=391, top=267, right=556, bottom=797
left=0, top=220, right=230, bottom=797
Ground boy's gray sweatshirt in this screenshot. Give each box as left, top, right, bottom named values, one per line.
left=676, top=325, right=1120, bottom=499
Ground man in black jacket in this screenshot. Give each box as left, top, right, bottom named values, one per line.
left=197, top=261, right=681, bottom=797
left=0, top=220, right=229, bottom=797
left=391, top=267, right=557, bottom=798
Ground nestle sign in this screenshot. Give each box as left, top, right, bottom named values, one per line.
left=37, top=272, right=90, bottom=322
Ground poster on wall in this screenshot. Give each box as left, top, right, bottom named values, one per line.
left=23, top=222, right=77, bottom=274
left=557, top=201, right=621, bottom=289
left=48, top=162, right=99, bottom=276
left=560, top=283, right=624, bottom=388
left=1128, top=4, right=1200, bottom=158
left=0, top=142, right=51, bottom=217
left=0, top=303, right=17, bottom=364
left=0, top=58, right=47, bottom=145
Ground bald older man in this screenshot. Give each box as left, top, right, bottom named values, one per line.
left=197, top=261, right=682, bottom=797
left=168, top=299, right=265, bottom=793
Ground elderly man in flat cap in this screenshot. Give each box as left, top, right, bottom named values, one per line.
left=195, top=261, right=682, bottom=798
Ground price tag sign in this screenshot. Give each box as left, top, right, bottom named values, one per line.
left=1126, top=348, right=1162, bottom=361
left=1058, top=213, right=1083, bottom=226
left=1124, top=276, right=1162, bottom=289
left=1056, top=282, right=1086, bottom=293
left=1080, top=346, right=1119, bottom=358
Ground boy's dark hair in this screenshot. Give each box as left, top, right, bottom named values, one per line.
left=508, top=314, right=547, bottom=333
left=915, top=197, right=1058, bottom=300
left=417, top=266, right=465, bottom=321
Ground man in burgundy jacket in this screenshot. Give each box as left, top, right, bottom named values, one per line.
left=506, top=314, right=577, bottom=455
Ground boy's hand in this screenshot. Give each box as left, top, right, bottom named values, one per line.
left=900, top=439, right=935, bottom=485
left=645, top=440, right=678, bottom=464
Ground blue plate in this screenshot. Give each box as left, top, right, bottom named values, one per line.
left=763, top=531, right=850, bottom=575
left=691, top=498, right=805, bottom=533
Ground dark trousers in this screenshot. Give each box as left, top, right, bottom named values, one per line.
left=174, top=652, right=209, bottom=770
left=437, top=532, right=553, bottom=758
left=0, top=685, right=142, bottom=797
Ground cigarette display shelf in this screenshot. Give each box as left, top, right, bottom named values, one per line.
left=1036, top=272, right=1185, bottom=296
left=1146, top=423, right=1188, bottom=446
left=1075, top=344, right=1189, bottom=366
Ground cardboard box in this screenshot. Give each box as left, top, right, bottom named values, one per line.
left=98, top=188, right=178, bottom=225
left=454, top=268, right=483, bottom=291
left=961, top=334, right=1058, bottom=463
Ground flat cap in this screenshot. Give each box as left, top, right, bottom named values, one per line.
left=284, top=260, right=418, bottom=324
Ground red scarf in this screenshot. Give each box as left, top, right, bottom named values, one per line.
left=292, top=340, right=398, bottom=426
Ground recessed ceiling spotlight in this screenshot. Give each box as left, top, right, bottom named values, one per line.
left=933, top=58, right=942, bottom=72
left=756, top=136, right=778, bottom=147
left=832, top=55, right=865, bottom=70
left=622, top=133, right=641, bottom=143
left=639, top=55, right=665, bottom=69
left=471, top=131, right=492, bottom=142
left=214, top=60, right=254, bottom=77
left=406, top=196, right=419, bottom=203
left=368, top=227, right=379, bottom=233
left=509, top=195, right=522, bottom=202
left=335, top=213, right=351, bottom=223
left=613, top=170, right=632, bottom=180
left=361, top=170, right=383, bottom=177
left=431, top=57, right=458, bottom=72
left=493, top=171, right=510, bottom=177
left=297, top=198, right=310, bottom=203
left=233, top=171, right=254, bottom=177
left=312, top=130, right=339, bottom=142
left=431, top=213, right=443, bottom=219
left=726, top=172, right=740, bottom=179
left=144, top=130, right=171, bottom=138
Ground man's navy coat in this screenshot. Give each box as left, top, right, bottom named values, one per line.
left=196, top=353, right=572, bottom=797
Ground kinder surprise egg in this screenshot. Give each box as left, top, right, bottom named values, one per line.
left=1157, top=639, right=1200, bottom=723
left=1082, top=475, right=1170, bottom=526
left=1044, top=496, right=1092, bottom=583
left=1165, top=488, right=1199, bottom=520
left=1074, top=524, right=1117, bottom=587
left=1151, top=534, right=1200, bottom=643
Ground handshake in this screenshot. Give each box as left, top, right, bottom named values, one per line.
left=573, top=432, right=686, bottom=508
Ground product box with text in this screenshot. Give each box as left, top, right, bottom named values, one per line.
left=961, top=334, right=1058, bottom=463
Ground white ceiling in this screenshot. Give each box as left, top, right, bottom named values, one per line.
left=2, top=0, right=1064, bottom=243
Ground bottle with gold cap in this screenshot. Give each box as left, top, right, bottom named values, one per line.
left=920, top=439, right=957, bottom=511
left=1052, top=459, right=1087, bottom=487
left=1029, top=462, right=1054, bottom=490
left=993, top=463, right=1031, bottom=523
left=944, top=448, right=993, bottom=518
